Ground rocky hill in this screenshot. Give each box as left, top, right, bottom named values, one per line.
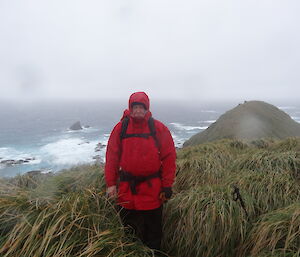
left=184, top=101, right=300, bottom=146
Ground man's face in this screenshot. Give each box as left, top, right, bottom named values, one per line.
left=131, top=104, right=147, bottom=119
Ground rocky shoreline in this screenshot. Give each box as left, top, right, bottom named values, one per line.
left=0, top=141, right=107, bottom=176
left=93, top=142, right=106, bottom=164
left=0, top=157, right=36, bottom=167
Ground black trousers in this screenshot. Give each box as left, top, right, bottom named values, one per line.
left=118, top=205, right=163, bottom=251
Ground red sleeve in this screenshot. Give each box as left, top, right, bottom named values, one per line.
left=104, top=122, right=122, bottom=187
left=156, top=122, right=176, bottom=188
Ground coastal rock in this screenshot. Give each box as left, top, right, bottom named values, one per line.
left=25, top=157, right=35, bottom=161
left=26, top=169, right=53, bottom=176
left=0, top=160, right=16, bottom=166
left=78, top=141, right=90, bottom=145
left=70, top=121, right=82, bottom=131
left=26, top=170, right=42, bottom=176
left=0, top=157, right=36, bottom=166
left=93, top=155, right=103, bottom=165
left=95, top=142, right=106, bottom=152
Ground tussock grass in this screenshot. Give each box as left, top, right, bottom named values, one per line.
left=0, top=165, right=153, bottom=257
left=8, top=172, right=52, bottom=189
left=165, top=137, right=300, bottom=256
left=243, top=204, right=300, bottom=257
left=270, top=137, right=300, bottom=152
left=175, top=155, right=228, bottom=191
left=224, top=171, right=300, bottom=218
left=30, top=164, right=106, bottom=199
left=1, top=138, right=300, bottom=256
left=175, top=141, right=234, bottom=191
left=233, top=150, right=300, bottom=177
left=163, top=185, right=249, bottom=257
left=250, top=139, right=273, bottom=149
left=229, top=140, right=249, bottom=150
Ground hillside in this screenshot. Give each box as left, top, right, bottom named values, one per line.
left=1, top=138, right=300, bottom=256
left=184, top=100, right=300, bottom=146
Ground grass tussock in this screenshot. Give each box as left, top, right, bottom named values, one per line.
left=0, top=165, right=153, bottom=257
left=1, top=138, right=300, bottom=256
left=164, top=137, right=300, bottom=256
left=163, top=185, right=249, bottom=257
left=243, top=204, right=300, bottom=257
left=223, top=171, right=300, bottom=217
left=233, top=150, right=300, bottom=177
left=175, top=141, right=235, bottom=191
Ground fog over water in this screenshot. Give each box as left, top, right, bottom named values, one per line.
left=1, top=1, right=300, bottom=177
left=0, top=0, right=300, bottom=103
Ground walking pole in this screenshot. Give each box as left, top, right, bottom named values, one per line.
left=231, top=184, right=249, bottom=220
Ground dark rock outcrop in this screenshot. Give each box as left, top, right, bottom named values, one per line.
left=70, top=121, right=82, bottom=130
left=0, top=157, right=36, bottom=166
left=26, top=170, right=42, bottom=176
left=93, top=155, right=103, bottom=165
left=95, top=142, right=106, bottom=152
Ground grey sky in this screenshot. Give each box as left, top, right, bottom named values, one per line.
left=0, top=0, right=299, bottom=103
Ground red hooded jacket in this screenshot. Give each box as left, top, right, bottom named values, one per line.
left=105, top=92, right=176, bottom=210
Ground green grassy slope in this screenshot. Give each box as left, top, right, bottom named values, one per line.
left=184, top=101, right=300, bottom=147
left=1, top=138, right=300, bottom=256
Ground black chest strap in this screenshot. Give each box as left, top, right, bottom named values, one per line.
left=120, top=116, right=160, bottom=149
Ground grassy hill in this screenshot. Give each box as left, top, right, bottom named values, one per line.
left=1, top=138, right=300, bottom=256
left=184, top=101, right=300, bottom=147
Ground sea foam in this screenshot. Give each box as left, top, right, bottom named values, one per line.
left=0, top=147, right=38, bottom=162
left=40, top=138, right=104, bottom=166
left=170, top=122, right=208, bottom=131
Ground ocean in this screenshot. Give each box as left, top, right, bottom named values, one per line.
left=1, top=99, right=300, bottom=177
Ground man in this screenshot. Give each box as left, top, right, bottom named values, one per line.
left=105, top=92, right=176, bottom=252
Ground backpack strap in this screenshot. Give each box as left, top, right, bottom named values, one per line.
left=120, top=116, right=130, bottom=140
left=120, top=116, right=160, bottom=150
left=120, top=116, right=151, bottom=139
left=148, top=117, right=160, bottom=149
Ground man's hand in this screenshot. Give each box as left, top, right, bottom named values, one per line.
left=106, top=185, right=117, bottom=199
left=159, top=187, right=173, bottom=203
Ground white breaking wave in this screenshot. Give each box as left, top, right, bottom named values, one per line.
left=278, top=106, right=296, bottom=110
left=0, top=147, right=40, bottom=164
left=291, top=116, right=300, bottom=122
left=200, top=110, right=218, bottom=113
left=40, top=138, right=104, bottom=166
left=170, top=122, right=208, bottom=131
left=171, top=131, right=187, bottom=148
left=41, top=169, right=53, bottom=174
left=102, top=134, right=110, bottom=145
left=200, top=120, right=216, bottom=123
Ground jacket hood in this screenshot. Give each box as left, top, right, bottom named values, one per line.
left=121, top=109, right=131, bottom=121
left=128, top=92, right=150, bottom=111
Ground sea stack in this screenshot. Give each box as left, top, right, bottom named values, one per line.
left=70, top=121, right=83, bottom=131
left=184, top=101, right=300, bottom=146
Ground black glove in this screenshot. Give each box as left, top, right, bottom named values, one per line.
left=159, top=187, right=173, bottom=202
left=162, top=187, right=172, bottom=199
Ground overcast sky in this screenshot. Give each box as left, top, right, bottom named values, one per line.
left=0, top=0, right=299, bottom=103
